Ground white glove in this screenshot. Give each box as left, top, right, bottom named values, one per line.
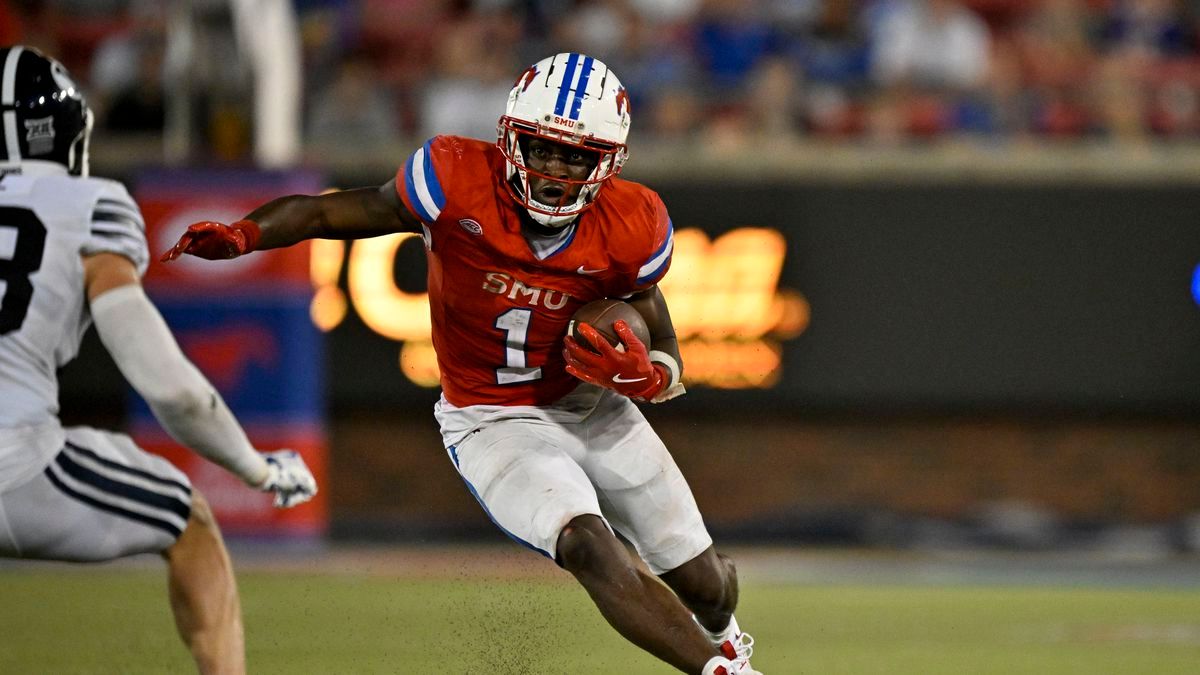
left=257, top=450, right=318, bottom=508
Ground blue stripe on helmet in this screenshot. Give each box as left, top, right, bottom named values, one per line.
left=568, top=56, right=594, bottom=120
left=421, top=138, right=446, bottom=210
left=404, top=150, right=435, bottom=222
left=553, top=53, right=580, bottom=117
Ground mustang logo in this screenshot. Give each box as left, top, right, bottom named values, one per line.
left=615, top=87, right=630, bottom=116
left=513, top=65, right=539, bottom=92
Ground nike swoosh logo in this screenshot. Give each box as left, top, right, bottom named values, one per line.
left=577, top=265, right=607, bottom=275
left=612, top=374, right=647, bottom=383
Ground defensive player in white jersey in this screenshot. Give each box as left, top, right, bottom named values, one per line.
left=0, top=46, right=318, bottom=674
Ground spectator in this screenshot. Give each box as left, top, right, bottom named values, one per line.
left=0, top=0, right=24, bottom=46
left=1098, top=0, right=1198, bottom=57
left=417, top=5, right=522, bottom=140
left=1016, top=0, right=1095, bottom=137
left=870, top=0, right=991, bottom=90
left=868, top=0, right=991, bottom=138
left=792, top=0, right=874, bottom=135
left=693, top=0, right=783, bottom=93
left=88, top=2, right=166, bottom=119
left=604, top=0, right=699, bottom=126
left=308, top=52, right=400, bottom=144
left=103, top=37, right=166, bottom=133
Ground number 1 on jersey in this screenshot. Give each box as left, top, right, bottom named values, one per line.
left=494, top=308, right=542, bottom=384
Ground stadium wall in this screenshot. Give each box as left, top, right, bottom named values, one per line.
left=58, top=169, right=1200, bottom=543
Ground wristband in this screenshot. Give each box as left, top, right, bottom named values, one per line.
left=648, top=350, right=681, bottom=388
left=231, top=219, right=262, bottom=253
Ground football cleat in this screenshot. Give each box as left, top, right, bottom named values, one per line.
left=703, top=615, right=758, bottom=673
left=701, top=653, right=762, bottom=675
left=719, top=632, right=758, bottom=673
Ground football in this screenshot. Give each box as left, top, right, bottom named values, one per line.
left=569, top=299, right=651, bottom=351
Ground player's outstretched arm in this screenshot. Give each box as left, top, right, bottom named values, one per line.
left=161, top=181, right=421, bottom=262
left=83, top=252, right=317, bottom=508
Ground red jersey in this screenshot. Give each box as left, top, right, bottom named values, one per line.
left=395, top=136, right=674, bottom=407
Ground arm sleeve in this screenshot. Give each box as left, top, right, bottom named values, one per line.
left=394, top=136, right=449, bottom=225
left=80, top=180, right=150, bottom=275
left=89, top=285, right=270, bottom=487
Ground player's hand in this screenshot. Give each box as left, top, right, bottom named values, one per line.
left=256, top=450, right=318, bottom=508
left=563, top=320, right=666, bottom=402
left=160, top=219, right=261, bottom=262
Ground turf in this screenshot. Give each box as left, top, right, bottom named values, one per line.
left=2, top=567, right=1198, bottom=673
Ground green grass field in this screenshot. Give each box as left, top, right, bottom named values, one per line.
left=2, top=549, right=1199, bottom=674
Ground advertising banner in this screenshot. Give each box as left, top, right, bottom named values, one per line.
left=133, top=170, right=328, bottom=538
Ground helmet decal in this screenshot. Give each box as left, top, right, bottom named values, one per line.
left=513, top=64, right=539, bottom=93
left=615, top=87, right=630, bottom=116
left=23, top=116, right=54, bottom=155
left=552, top=53, right=596, bottom=121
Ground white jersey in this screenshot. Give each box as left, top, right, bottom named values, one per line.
left=0, top=161, right=148, bottom=490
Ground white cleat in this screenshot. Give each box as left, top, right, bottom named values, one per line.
left=718, top=631, right=759, bottom=673
left=698, top=615, right=760, bottom=674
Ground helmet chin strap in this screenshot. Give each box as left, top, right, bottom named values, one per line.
left=508, top=170, right=583, bottom=229
left=526, top=200, right=584, bottom=228
left=68, top=107, right=94, bottom=177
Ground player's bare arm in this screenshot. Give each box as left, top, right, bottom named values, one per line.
left=161, top=182, right=419, bottom=261
left=83, top=250, right=142, bottom=300
left=246, top=182, right=420, bottom=246
left=627, top=284, right=683, bottom=373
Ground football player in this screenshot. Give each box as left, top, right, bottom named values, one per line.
left=0, top=46, right=317, bottom=674
left=163, top=53, right=757, bottom=675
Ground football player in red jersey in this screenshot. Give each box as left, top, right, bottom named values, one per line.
left=163, top=53, right=758, bottom=675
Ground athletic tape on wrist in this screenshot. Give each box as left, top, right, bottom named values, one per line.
left=647, top=350, right=681, bottom=388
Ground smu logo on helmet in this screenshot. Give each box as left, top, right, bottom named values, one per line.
left=552, top=116, right=577, bottom=128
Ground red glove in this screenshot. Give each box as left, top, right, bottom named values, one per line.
left=563, top=320, right=667, bottom=401
left=160, top=219, right=261, bottom=262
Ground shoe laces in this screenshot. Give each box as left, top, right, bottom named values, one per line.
left=720, top=632, right=754, bottom=664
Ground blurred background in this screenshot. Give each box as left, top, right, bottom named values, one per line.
left=5, top=0, right=1199, bottom=568
left=4, top=0, right=1200, bottom=672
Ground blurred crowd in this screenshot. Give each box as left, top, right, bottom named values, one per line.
left=4, top=0, right=1200, bottom=158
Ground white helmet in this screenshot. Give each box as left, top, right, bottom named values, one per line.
left=498, top=53, right=631, bottom=227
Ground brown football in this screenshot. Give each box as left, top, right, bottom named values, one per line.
left=569, top=299, right=652, bottom=351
